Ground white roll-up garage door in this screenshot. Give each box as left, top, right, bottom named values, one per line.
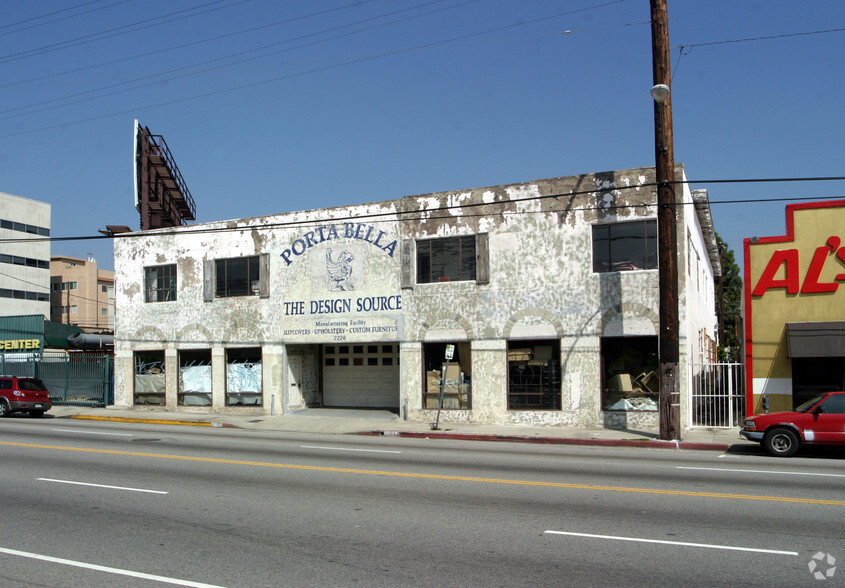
left=322, top=343, right=400, bottom=408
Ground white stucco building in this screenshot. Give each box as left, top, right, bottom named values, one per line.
left=113, top=165, right=720, bottom=431
left=0, top=191, right=51, bottom=318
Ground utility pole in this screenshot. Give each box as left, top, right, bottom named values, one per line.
left=650, top=0, right=681, bottom=440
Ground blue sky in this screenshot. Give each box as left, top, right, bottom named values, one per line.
left=2, top=0, right=844, bottom=272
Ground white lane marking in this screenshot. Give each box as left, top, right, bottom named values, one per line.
left=51, top=428, right=132, bottom=437
left=0, top=546, right=223, bottom=587
left=301, top=445, right=402, bottom=454
left=544, top=530, right=798, bottom=556
left=678, top=466, right=845, bottom=478
left=38, top=478, right=168, bottom=494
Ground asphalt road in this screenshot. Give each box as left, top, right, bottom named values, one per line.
left=0, top=416, right=842, bottom=587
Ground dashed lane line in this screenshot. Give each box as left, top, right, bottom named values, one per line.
left=3, top=441, right=844, bottom=506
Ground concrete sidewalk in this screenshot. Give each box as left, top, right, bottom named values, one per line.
left=47, top=405, right=749, bottom=452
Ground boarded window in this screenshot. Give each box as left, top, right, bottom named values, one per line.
left=134, top=351, right=165, bottom=406
left=179, top=350, right=212, bottom=406
left=226, top=348, right=262, bottom=406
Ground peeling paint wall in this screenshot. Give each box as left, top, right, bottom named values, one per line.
left=113, top=165, right=717, bottom=430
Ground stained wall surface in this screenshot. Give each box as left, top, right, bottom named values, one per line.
left=114, top=165, right=718, bottom=430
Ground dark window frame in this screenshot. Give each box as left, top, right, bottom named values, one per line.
left=215, top=256, right=260, bottom=298
left=506, top=340, right=561, bottom=410
left=416, top=235, right=476, bottom=284
left=592, top=220, right=657, bottom=273
left=0, top=218, right=50, bottom=236
left=226, top=347, right=263, bottom=407
left=144, top=264, right=177, bottom=303
left=422, top=342, right=471, bottom=410
left=0, top=288, right=49, bottom=302
left=0, top=253, right=49, bottom=269
left=178, top=349, right=212, bottom=407
left=600, top=336, right=659, bottom=412
left=134, top=350, right=166, bottom=406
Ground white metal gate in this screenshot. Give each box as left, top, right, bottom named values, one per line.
left=690, top=363, right=745, bottom=428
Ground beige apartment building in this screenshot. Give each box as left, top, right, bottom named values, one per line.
left=50, top=255, right=114, bottom=332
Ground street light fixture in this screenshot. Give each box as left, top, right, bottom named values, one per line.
left=650, top=84, right=670, bottom=104
left=651, top=84, right=670, bottom=152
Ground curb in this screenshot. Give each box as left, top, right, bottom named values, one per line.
left=68, top=415, right=235, bottom=428
left=360, top=430, right=732, bottom=451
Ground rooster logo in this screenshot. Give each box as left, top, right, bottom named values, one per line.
left=326, top=249, right=354, bottom=291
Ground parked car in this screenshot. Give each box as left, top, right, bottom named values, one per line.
left=740, top=391, right=845, bottom=457
left=0, top=375, right=53, bottom=418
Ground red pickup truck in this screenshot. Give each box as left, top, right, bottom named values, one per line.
left=740, top=391, right=845, bottom=457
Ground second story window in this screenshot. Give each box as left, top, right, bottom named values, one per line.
left=203, top=254, right=269, bottom=301
left=592, top=220, right=657, bottom=273
left=416, top=236, right=477, bottom=283
left=144, top=264, right=177, bottom=302
left=216, top=256, right=259, bottom=297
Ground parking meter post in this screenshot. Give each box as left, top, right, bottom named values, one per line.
left=434, top=358, right=449, bottom=430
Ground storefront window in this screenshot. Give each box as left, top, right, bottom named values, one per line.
left=226, top=348, right=262, bottom=406
left=179, top=350, right=212, bottom=406
left=422, top=342, right=471, bottom=410
left=601, top=336, right=658, bottom=411
left=134, top=351, right=165, bottom=405
left=507, top=340, right=561, bottom=410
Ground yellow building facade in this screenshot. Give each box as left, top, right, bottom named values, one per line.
left=745, top=200, right=845, bottom=414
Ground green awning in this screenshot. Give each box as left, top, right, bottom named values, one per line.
left=43, top=319, right=85, bottom=349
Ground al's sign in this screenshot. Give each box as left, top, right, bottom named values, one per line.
left=752, top=236, right=845, bottom=296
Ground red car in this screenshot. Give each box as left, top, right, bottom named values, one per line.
left=741, top=391, right=845, bottom=457
left=0, top=375, right=53, bottom=418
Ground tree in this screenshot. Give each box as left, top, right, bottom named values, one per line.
left=715, top=234, right=742, bottom=361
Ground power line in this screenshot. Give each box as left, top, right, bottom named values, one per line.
left=0, top=0, right=631, bottom=137
left=671, top=25, right=845, bottom=79
left=0, top=0, right=468, bottom=120
left=2, top=4, right=839, bottom=137
left=0, top=0, right=380, bottom=91
left=674, top=27, right=845, bottom=50
left=2, top=176, right=844, bottom=246
left=0, top=0, right=128, bottom=34
left=0, top=0, right=252, bottom=64
left=0, top=270, right=109, bottom=307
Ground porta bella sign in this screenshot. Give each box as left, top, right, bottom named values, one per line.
left=280, top=223, right=397, bottom=266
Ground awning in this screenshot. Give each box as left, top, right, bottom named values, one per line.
left=786, top=322, right=845, bottom=358
left=43, top=320, right=85, bottom=349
